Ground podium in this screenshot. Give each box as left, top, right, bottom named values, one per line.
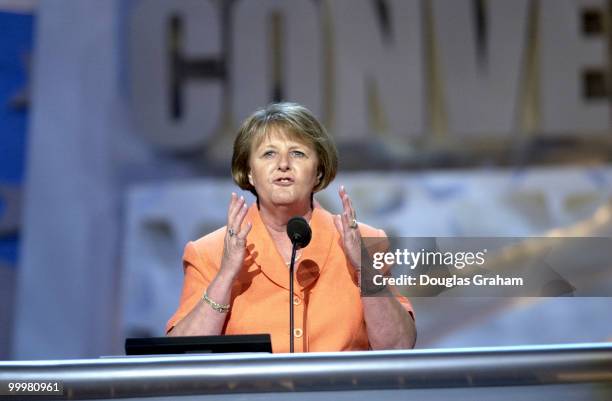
left=0, top=343, right=610, bottom=400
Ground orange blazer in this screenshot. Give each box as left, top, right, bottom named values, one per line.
left=167, top=204, right=414, bottom=353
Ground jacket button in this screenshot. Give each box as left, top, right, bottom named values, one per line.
left=293, top=296, right=301, bottom=305
left=294, top=328, right=303, bottom=338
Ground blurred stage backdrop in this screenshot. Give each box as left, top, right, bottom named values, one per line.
left=1, top=0, right=611, bottom=359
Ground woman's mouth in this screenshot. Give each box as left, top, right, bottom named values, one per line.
left=274, top=177, right=295, bottom=186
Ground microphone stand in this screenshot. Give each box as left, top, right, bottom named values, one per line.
left=286, top=215, right=311, bottom=353
left=289, top=243, right=298, bottom=353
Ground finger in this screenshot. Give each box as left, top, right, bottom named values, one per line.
left=233, top=202, right=249, bottom=231
left=341, top=188, right=359, bottom=225
left=338, top=186, right=348, bottom=212
left=347, top=195, right=355, bottom=218
left=344, top=195, right=355, bottom=222
left=228, top=195, right=245, bottom=226
left=341, top=192, right=351, bottom=215
left=227, top=192, right=238, bottom=224
left=341, top=210, right=350, bottom=232
left=237, top=221, right=253, bottom=240
left=333, top=214, right=344, bottom=236
left=344, top=191, right=353, bottom=218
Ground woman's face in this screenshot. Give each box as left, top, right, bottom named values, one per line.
left=248, top=128, right=320, bottom=209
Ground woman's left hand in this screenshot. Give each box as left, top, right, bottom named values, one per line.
left=333, top=186, right=362, bottom=270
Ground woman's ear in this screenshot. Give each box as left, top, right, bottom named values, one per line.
left=248, top=171, right=254, bottom=186
left=316, top=171, right=322, bottom=184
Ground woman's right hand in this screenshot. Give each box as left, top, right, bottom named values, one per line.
left=168, top=193, right=252, bottom=337
left=220, top=193, right=252, bottom=278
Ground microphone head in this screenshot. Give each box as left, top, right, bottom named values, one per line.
left=286, top=216, right=312, bottom=248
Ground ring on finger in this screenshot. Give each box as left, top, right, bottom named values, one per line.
left=349, top=218, right=358, bottom=229
left=228, top=228, right=235, bottom=237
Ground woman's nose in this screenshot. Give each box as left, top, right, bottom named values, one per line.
left=277, top=152, right=290, bottom=170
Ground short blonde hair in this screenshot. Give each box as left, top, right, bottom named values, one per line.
left=232, top=103, right=338, bottom=196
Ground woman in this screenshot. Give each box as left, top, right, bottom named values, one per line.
left=166, top=102, right=416, bottom=352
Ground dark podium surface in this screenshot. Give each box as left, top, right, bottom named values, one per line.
left=0, top=342, right=611, bottom=400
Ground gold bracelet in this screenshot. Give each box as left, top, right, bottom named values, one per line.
left=202, top=291, right=230, bottom=313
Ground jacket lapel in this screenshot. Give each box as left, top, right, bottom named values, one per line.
left=295, top=207, right=335, bottom=292
left=244, top=204, right=336, bottom=292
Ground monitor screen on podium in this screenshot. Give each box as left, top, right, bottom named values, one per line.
left=125, top=334, right=272, bottom=355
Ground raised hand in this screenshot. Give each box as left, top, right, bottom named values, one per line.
left=220, top=193, right=252, bottom=277
left=333, top=186, right=362, bottom=270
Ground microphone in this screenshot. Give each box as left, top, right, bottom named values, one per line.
left=287, top=216, right=312, bottom=248
left=286, top=216, right=311, bottom=353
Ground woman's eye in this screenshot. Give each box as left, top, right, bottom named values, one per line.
left=291, top=150, right=305, bottom=157
left=263, top=150, right=275, bottom=158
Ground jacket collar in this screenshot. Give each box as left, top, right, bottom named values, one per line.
left=244, top=203, right=335, bottom=292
